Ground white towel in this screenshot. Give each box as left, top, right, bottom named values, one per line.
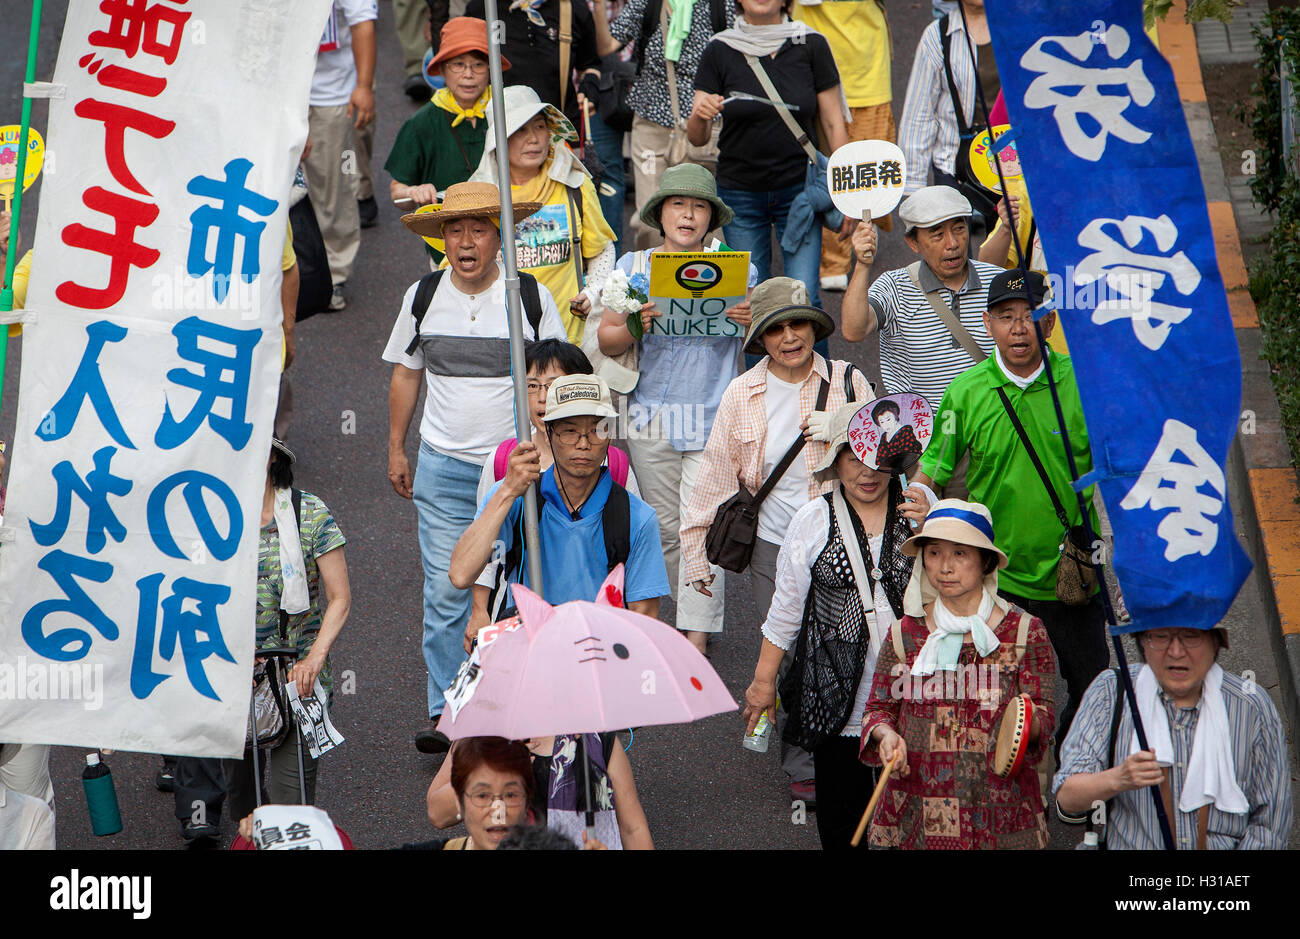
left=1130, top=663, right=1248, bottom=815
left=910, top=589, right=998, bottom=677
left=273, top=488, right=310, bottom=615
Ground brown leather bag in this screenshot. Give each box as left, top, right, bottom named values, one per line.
left=706, top=379, right=829, bottom=572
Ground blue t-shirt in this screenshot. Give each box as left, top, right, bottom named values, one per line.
left=484, top=466, right=670, bottom=605
left=621, top=249, right=757, bottom=451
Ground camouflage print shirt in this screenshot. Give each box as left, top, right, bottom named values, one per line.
left=256, top=491, right=347, bottom=695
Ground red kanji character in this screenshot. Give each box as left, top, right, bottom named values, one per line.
left=88, top=0, right=191, bottom=66
left=74, top=99, right=175, bottom=195
left=58, top=187, right=160, bottom=309
left=79, top=54, right=167, bottom=97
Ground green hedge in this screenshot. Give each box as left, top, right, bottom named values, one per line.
left=1242, top=10, right=1300, bottom=468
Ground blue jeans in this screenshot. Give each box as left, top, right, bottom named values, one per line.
left=720, top=182, right=829, bottom=368
left=589, top=111, right=626, bottom=256
left=413, top=442, right=481, bottom=718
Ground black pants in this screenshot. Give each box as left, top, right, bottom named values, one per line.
left=172, top=757, right=225, bottom=828
left=812, top=736, right=880, bottom=851
left=999, top=590, right=1108, bottom=758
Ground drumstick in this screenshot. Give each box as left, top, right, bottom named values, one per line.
left=850, top=752, right=899, bottom=847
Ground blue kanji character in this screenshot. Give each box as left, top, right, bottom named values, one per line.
left=22, top=551, right=118, bottom=661
left=185, top=158, right=278, bottom=303
left=37, top=321, right=135, bottom=447
left=30, top=446, right=133, bottom=554
left=146, top=469, right=243, bottom=561
left=155, top=317, right=260, bottom=450
left=132, top=572, right=234, bottom=700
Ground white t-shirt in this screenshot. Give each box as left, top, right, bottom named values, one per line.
left=0, top=784, right=55, bottom=850
left=757, top=371, right=812, bottom=545
left=382, top=263, right=567, bottom=463
left=310, top=0, right=378, bottom=107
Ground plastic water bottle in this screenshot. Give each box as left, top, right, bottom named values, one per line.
left=82, top=752, right=123, bottom=836
left=1075, top=830, right=1099, bottom=850
left=743, top=709, right=773, bottom=753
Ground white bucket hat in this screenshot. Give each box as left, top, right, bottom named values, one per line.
left=901, top=499, right=1010, bottom=617
left=812, top=401, right=873, bottom=480
left=483, top=85, right=578, bottom=157
left=543, top=374, right=618, bottom=423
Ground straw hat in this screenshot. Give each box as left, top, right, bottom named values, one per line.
left=639, top=163, right=734, bottom=232
left=428, top=17, right=510, bottom=73
left=741, top=277, right=835, bottom=356
left=400, top=181, right=541, bottom=239
left=901, top=499, right=1010, bottom=617
left=271, top=436, right=295, bottom=464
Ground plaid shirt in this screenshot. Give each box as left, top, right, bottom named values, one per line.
left=680, top=355, right=871, bottom=584
left=898, top=13, right=980, bottom=194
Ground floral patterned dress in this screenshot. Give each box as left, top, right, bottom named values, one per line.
left=860, top=607, right=1057, bottom=849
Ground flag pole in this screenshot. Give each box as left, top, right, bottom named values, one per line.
left=0, top=0, right=44, bottom=416
left=484, top=0, right=543, bottom=596
left=964, top=1, right=1176, bottom=851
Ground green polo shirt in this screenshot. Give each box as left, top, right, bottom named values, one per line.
left=919, top=349, right=1099, bottom=601
left=384, top=103, right=488, bottom=263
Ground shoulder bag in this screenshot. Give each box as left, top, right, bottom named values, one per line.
left=705, top=377, right=829, bottom=572
left=993, top=385, right=1098, bottom=605
left=906, top=260, right=987, bottom=363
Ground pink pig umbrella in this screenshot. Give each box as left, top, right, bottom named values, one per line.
left=436, top=565, right=736, bottom=838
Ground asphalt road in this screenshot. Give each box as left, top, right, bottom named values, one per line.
left=2, top=0, right=1294, bottom=851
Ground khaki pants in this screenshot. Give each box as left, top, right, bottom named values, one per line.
left=820, top=103, right=896, bottom=278
left=304, top=104, right=360, bottom=285
left=393, top=0, right=429, bottom=77
left=629, top=116, right=721, bottom=250
left=625, top=414, right=726, bottom=633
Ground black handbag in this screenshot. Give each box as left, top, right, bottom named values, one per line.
left=706, top=379, right=829, bottom=572
left=597, top=54, right=636, bottom=133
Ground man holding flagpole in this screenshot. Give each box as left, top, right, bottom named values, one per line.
left=384, top=182, right=567, bottom=755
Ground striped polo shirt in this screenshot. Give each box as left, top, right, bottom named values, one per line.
left=867, top=258, right=1002, bottom=407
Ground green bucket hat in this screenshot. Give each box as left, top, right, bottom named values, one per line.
left=742, top=277, right=835, bottom=356
left=638, top=163, right=735, bottom=234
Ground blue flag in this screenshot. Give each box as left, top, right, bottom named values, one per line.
left=983, top=0, right=1252, bottom=634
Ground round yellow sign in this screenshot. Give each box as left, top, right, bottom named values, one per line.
left=0, top=125, right=45, bottom=199
left=967, top=124, right=1021, bottom=194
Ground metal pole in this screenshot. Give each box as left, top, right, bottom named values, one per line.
left=968, top=2, right=1176, bottom=851
left=0, top=0, right=44, bottom=415
left=484, top=0, right=542, bottom=597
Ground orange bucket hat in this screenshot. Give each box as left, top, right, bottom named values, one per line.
left=428, top=17, right=511, bottom=73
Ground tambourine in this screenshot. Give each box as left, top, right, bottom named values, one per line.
left=992, top=693, right=1034, bottom=779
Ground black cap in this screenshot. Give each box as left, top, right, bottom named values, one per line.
left=986, top=269, right=1047, bottom=310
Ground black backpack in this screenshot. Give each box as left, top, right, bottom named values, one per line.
left=403, top=269, right=545, bottom=356
left=487, top=481, right=632, bottom=621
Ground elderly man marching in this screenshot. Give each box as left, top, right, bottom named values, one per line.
left=383, top=181, right=568, bottom=755
left=1054, top=623, right=1292, bottom=849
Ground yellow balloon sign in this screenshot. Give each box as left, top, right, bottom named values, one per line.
left=967, top=124, right=1021, bottom=194
left=0, top=125, right=45, bottom=200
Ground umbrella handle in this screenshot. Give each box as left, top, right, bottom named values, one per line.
left=850, top=752, right=898, bottom=847
left=582, top=103, right=592, bottom=149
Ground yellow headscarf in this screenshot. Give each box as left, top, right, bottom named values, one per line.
left=432, top=87, right=490, bottom=127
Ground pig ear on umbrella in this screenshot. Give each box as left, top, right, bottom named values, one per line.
left=594, top=564, right=626, bottom=608
left=510, top=583, right=556, bottom=635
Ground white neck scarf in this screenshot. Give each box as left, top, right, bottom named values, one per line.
left=273, top=488, right=310, bottom=614
left=1130, top=663, right=1248, bottom=815
left=910, top=589, right=998, bottom=676
left=994, top=346, right=1044, bottom=390
left=709, top=16, right=852, bottom=123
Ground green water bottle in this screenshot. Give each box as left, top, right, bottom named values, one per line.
left=82, top=752, right=123, bottom=836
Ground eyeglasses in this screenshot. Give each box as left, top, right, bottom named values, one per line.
left=551, top=424, right=612, bottom=445
left=444, top=59, right=488, bottom=75
left=527, top=378, right=557, bottom=397
left=465, top=787, right=527, bottom=808
left=1141, top=630, right=1211, bottom=650
left=989, top=312, right=1036, bottom=327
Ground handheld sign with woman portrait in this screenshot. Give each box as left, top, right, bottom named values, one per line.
left=825, top=139, right=907, bottom=222
left=846, top=393, right=933, bottom=475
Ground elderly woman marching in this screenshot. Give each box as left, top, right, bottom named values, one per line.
left=860, top=500, right=1058, bottom=849
left=742, top=402, right=934, bottom=849
left=470, top=85, right=618, bottom=345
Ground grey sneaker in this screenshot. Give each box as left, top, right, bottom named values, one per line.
left=328, top=283, right=346, bottom=311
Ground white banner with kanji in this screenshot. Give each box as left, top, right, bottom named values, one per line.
left=0, top=0, right=332, bottom=757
